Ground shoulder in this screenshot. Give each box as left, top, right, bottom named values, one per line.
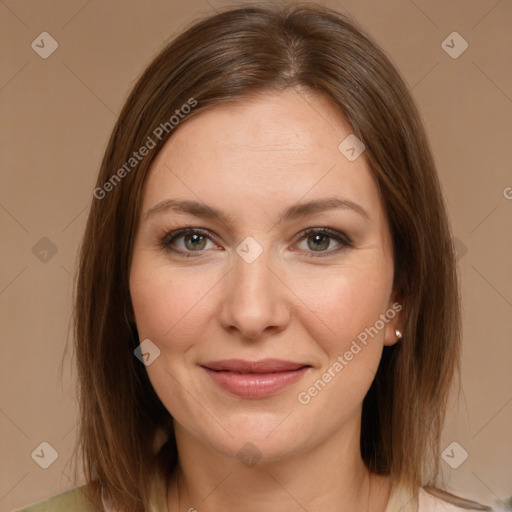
left=419, top=487, right=493, bottom=511
left=15, top=485, right=101, bottom=512
left=385, top=483, right=493, bottom=512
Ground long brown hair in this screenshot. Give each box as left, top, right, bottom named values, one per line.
left=70, top=2, right=490, bottom=510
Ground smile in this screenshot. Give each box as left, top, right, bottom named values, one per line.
left=200, top=359, right=311, bottom=398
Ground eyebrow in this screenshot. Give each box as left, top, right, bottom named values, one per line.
left=145, top=197, right=370, bottom=225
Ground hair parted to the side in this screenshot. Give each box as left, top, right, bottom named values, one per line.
left=69, top=2, right=491, bottom=511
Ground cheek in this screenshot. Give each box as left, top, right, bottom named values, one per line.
left=293, top=263, right=392, bottom=356
left=129, top=262, right=215, bottom=350
left=293, top=273, right=389, bottom=414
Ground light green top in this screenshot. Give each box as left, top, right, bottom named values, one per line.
left=16, top=485, right=99, bottom=512
left=16, top=481, right=490, bottom=512
left=16, top=472, right=168, bottom=512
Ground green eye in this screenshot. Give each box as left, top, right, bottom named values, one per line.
left=296, top=228, right=351, bottom=257
left=306, top=233, right=331, bottom=251
left=182, top=233, right=208, bottom=251
left=160, top=227, right=351, bottom=258
left=161, top=229, right=214, bottom=256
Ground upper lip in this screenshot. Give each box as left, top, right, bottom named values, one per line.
left=201, top=359, right=310, bottom=373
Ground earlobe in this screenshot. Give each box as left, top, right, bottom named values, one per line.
left=382, top=289, right=404, bottom=346
left=383, top=325, right=403, bottom=346
left=383, top=297, right=403, bottom=346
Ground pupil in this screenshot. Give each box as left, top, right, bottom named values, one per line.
left=309, top=234, right=328, bottom=251
left=186, top=234, right=205, bottom=250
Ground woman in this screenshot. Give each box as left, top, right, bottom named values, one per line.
left=18, top=2, right=494, bottom=511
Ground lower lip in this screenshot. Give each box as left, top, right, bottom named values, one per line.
left=202, top=366, right=310, bottom=398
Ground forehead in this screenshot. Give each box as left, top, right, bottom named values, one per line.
left=141, top=89, right=382, bottom=223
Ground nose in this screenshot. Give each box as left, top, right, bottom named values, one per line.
left=217, top=246, right=291, bottom=340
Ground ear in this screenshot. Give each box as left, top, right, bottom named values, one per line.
left=383, top=296, right=404, bottom=347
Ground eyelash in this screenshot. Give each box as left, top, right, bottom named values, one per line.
left=158, top=226, right=352, bottom=259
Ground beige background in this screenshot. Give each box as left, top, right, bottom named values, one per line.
left=1, top=0, right=511, bottom=510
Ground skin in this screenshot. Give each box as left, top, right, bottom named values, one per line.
left=129, top=88, right=403, bottom=512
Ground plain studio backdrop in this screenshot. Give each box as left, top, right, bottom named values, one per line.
left=0, top=0, right=511, bottom=510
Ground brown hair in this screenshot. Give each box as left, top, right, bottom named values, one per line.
left=70, top=2, right=490, bottom=510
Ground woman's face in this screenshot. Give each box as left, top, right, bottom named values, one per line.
left=129, top=88, right=401, bottom=463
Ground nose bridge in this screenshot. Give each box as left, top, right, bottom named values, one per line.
left=234, top=242, right=274, bottom=296
left=218, top=239, right=289, bottom=339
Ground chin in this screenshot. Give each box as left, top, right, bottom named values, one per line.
left=191, top=413, right=317, bottom=466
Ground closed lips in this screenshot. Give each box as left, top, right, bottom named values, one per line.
left=201, top=359, right=312, bottom=398
left=201, top=359, right=310, bottom=373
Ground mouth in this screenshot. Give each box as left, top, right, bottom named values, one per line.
left=200, top=359, right=311, bottom=398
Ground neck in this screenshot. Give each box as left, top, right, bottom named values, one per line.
left=166, top=415, right=391, bottom=512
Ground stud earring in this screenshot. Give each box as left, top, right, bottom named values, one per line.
left=395, top=329, right=402, bottom=339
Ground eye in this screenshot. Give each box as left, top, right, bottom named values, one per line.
left=159, top=226, right=351, bottom=258
left=295, top=227, right=351, bottom=257
left=160, top=228, right=217, bottom=257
